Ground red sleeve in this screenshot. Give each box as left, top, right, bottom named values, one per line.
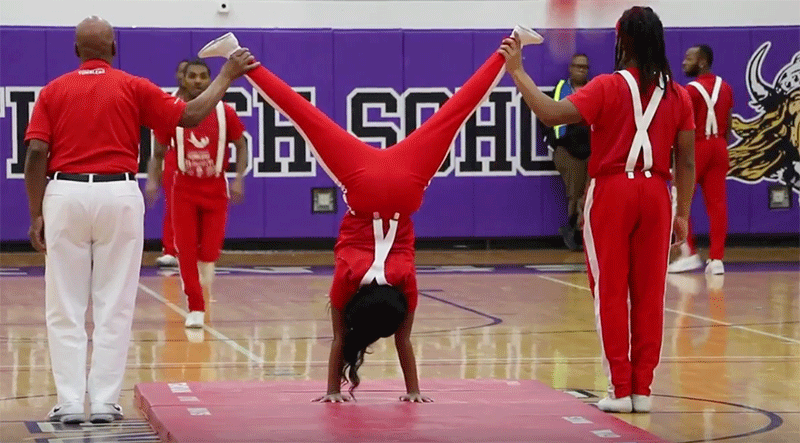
left=565, top=74, right=609, bottom=126
left=153, top=127, right=175, bottom=147
left=24, top=86, right=52, bottom=144
left=676, top=85, right=696, bottom=132
left=224, top=103, right=245, bottom=142
left=134, top=76, right=186, bottom=135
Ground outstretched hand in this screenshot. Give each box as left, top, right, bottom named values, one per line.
left=313, top=393, right=352, bottom=403
left=221, top=48, right=260, bottom=80
left=498, top=37, right=523, bottom=73
left=400, top=392, right=433, bottom=403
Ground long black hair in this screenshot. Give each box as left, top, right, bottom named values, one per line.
left=341, top=282, right=407, bottom=396
left=615, top=6, right=673, bottom=96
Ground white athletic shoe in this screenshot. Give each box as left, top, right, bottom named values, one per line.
left=89, top=403, right=123, bottom=423
left=198, top=32, right=241, bottom=59
left=155, top=254, right=178, bottom=267
left=185, top=311, right=205, bottom=328
left=48, top=403, right=85, bottom=424
left=668, top=253, right=703, bottom=273
left=632, top=394, right=652, bottom=413
left=596, top=395, right=633, bottom=413
left=705, top=259, right=725, bottom=275
left=512, top=25, right=544, bottom=46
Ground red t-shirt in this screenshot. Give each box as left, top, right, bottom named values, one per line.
left=686, top=73, right=734, bottom=140
left=154, top=102, right=245, bottom=195
left=25, top=59, right=186, bottom=174
left=567, top=67, right=695, bottom=180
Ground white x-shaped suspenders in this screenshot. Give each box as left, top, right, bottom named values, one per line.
left=617, top=70, right=665, bottom=179
left=688, top=76, right=722, bottom=139
left=360, top=212, right=401, bottom=286
left=175, top=101, right=227, bottom=176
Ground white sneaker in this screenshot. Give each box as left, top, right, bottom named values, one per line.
left=185, top=311, right=205, bottom=328
left=705, top=259, right=725, bottom=275
left=668, top=253, right=703, bottom=273
left=89, top=403, right=123, bottom=423
left=198, top=32, right=241, bottom=59
left=155, top=254, right=178, bottom=267
left=512, top=25, right=544, bottom=46
left=48, top=403, right=84, bottom=424
left=632, top=394, right=652, bottom=413
left=596, top=395, right=632, bottom=413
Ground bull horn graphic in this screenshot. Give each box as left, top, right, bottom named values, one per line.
left=747, top=42, right=773, bottom=108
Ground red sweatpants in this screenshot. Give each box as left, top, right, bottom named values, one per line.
left=161, top=153, right=178, bottom=256
left=171, top=177, right=228, bottom=312
left=584, top=173, right=672, bottom=398
left=686, top=138, right=728, bottom=260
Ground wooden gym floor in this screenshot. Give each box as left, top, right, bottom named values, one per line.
left=0, top=247, right=798, bottom=442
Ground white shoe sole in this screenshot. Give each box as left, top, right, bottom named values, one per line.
left=198, top=32, right=241, bottom=59
left=512, top=25, right=544, bottom=46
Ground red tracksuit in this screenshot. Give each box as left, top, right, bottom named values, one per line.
left=567, top=68, right=695, bottom=398
left=685, top=73, right=733, bottom=260
left=155, top=102, right=245, bottom=312
left=244, top=53, right=507, bottom=311
left=162, top=148, right=178, bottom=256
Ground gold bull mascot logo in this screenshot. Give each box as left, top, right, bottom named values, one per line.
left=729, top=42, right=800, bottom=192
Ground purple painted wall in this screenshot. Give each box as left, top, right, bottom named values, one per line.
left=1, top=26, right=798, bottom=242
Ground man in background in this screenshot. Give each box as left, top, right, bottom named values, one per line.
left=546, top=53, right=591, bottom=251
left=670, top=44, right=733, bottom=275
left=155, top=59, right=189, bottom=267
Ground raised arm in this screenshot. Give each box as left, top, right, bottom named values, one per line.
left=498, top=38, right=582, bottom=127
left=180, top=49, right=259, bottom=127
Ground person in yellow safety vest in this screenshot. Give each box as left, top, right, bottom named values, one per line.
left=545, top=53, right=591, bottom=251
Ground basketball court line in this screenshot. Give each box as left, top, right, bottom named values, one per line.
left=536, top=275, right=800, bottom=345
left=137, top=283, right=266, bottom=364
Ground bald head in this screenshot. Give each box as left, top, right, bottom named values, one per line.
left=75, top=16, right=115, bottom=63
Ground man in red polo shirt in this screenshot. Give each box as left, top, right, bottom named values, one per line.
left=23, top=16, right=256, bottom=424
left=669, top=44, right=733, bottom=275
left=155, top=59, right=190, bottom=268
left=148, top=59, right=248, bottom=329
left=500, top=6, right=695, bottom=413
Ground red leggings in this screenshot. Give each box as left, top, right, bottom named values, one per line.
left=161, top=153, right=178, bottom=256
left=243, top=53, right=506, bottom=217
left=584, top=174, right=672, bottom=398
left=171, top=180, right=227, bottom=312
left=686, top=138, right=729, bottom=260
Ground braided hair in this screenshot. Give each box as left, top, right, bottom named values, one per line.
left=615, top=6, right=673, bottom=96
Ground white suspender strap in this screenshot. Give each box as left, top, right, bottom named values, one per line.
left=176, top=102, right=226, bottom=174
left=688, top=76, right=721, bottom=138
left=176, top=126, right=186, bottom=172
left=617, top=70, right=664, bottom=179
left=214, top=102, right=226, bottom=176
left=360, top=212, right=401, bottom=286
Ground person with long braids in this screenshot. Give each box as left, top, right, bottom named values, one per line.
left=499, top=7, right=696, bottom=413
left=198, top=26, right=543, bottom=402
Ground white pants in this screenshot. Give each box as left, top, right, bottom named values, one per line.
left=43, top=178, right=144, bottom=406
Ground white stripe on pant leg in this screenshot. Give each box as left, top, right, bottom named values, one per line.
left=87, top=180, right=145, bottom=405
left=43, top=180, right=93, bottom=406
left=582, top=179, right=613, bottom=393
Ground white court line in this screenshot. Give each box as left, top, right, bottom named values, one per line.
left=137, top=283, right=266, bottom=364
left=536, top=275, right=800, bottom=345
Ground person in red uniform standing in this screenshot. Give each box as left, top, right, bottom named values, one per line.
left=499, top=6, right=696, bottom=413
left=155, top=59, right=190, bottom=268
left=23, top=16, right=256, bottom=424
left=198, top=27, right=543, bottom=402
left=148, top=59, right=248, bottom=329
left=669, top=45, right=733, bottom=275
